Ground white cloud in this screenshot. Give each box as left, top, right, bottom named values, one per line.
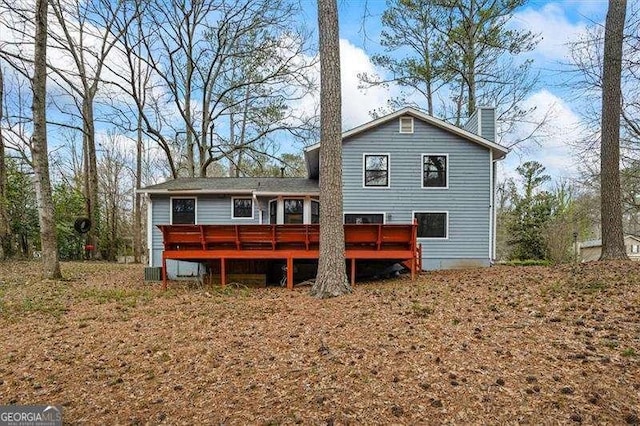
left=513, top=3, right=591, bottom=61
left=338, top=39, right=391, bottom=129
left=502, top=89, right=585, bottom=180
left=292, top=38, right=392, bottom=134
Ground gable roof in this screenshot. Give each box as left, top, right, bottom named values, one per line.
left=139, top=177, right=319, bottom=196
left=305, top=107, right=510, bottom=156
left=304, top=107, right=510, bottom=179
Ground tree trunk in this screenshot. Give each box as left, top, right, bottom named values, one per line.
left=32, top=0, right=62, bottom=279
left=600, top=0, right=628, bottom=260
left=311, top=0, right=351, bottom=298
left=133, top=115, right=143, bottom=263
left=466, top=1, right=477, bottom=117
left=83, top=96, right=100, bottom=259
left=133, top=24, right=144, bottom=264
left=0, top=66, right=11, bottom=260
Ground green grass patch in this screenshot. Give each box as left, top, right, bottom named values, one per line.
left=502, top=259, right=552, bottom=267
left=79, top=287, right=153, bottom=307
left=411, top=301, right=433, bottom=317
left=205, top=283, right=252, bottom=298
left=621, top=347, right=636, bottom=357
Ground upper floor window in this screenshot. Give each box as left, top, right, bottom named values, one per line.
left=399, top=116, right=414, bottom=134
left=422, top=154, right=448, bottom=188
left=171, top=198, right=196, bottom=224
left=414, top=211, right=448, bottom=239
left=631, top=244, right=639, bottom=254
left=232, top=197, right=253, bottom=219
left=363, top=154, right=389, bottom=187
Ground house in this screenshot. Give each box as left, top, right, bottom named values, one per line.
left=579, top=235, right=640, bottom=262
left=140, top=106, right=509, bottom=282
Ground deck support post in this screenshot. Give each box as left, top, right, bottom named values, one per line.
left=220, top=258, right=226, bottom=287
left=411, top=255, right=416, bottom=281
left=286, top=257, right=294, bottom=290
left=162, top=256, right=167, bottom=290
left=350, top=258, right=356, bottom=286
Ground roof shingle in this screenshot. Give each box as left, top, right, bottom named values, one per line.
left=140, top=177, right=319, bottom=194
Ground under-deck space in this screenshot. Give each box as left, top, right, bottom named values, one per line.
left=158, top=223, right=421, bottom=289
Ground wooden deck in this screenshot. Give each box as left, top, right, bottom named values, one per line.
left=158, top=223, right=421, bottom=289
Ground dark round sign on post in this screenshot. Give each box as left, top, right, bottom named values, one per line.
left=74, top=218, right=92, bottom=234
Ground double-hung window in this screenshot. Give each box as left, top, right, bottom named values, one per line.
left=363, top=154, right=389, bottom=187
left=422, top=154, right=448, bottom=188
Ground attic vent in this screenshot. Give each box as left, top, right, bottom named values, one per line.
left=399, top=116, right=414, bottom=134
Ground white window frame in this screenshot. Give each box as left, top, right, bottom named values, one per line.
left=283, top=197, right=305, bottom=224
left=231, top=196, right=254, bottom=220
left=631, top=244, right=639, bottom=254
left=412, top=210, right=449, bottom=240
left=362, top=153, right=391, bottom=189
left=344, top=212, right=386, bottom=224
left=399, top=116, right=414, bottom=134
left=421, top=153, right=449, bottom=190
left=170, top=196, right=197, bottom=225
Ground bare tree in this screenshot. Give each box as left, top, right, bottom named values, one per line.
left=359, top=0, right=446, bottom=116
left=0, top=65, right=10, bottom=259
left=311, top=0, right=350, bottom=298
left=98, top=134, right=134, bottom=261
left=600, top=0, right=628, bottom=260
left=361, top=0, right=542, bottom=147
left=107, top=0, right=317, bottom=179
left=45, top=0, right=134, bottom=259
left=32, top=0, right=61, bottom=278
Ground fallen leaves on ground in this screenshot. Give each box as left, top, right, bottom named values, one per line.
left=0, top=260, right=639, bottom=424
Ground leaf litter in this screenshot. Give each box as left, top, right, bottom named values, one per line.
left=0, top=260, right=639, bottom=424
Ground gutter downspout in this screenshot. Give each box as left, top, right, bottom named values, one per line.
left=489, top=150, right=494, bottom=263
left=146, top=194, right=153, bottom=267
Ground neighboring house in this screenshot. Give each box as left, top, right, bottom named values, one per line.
left=579, top=235, right=640, bottom=262
left=140, top=106, right=510, bottom=279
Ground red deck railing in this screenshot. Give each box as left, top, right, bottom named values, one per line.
left=158, top=223, right=421, bottom=289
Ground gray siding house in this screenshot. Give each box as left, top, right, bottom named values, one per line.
left=141, top=107, right=509, bottom=278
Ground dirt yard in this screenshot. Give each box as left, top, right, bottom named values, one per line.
left=0, top=261, right=639, bottom=424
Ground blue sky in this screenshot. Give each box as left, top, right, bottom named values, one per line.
left=0, top=0, right=611, bottom=185
left=298, top=0, right=610, bottom=183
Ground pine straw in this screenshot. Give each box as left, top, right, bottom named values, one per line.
left=1, top=260, right=639, bottom=424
